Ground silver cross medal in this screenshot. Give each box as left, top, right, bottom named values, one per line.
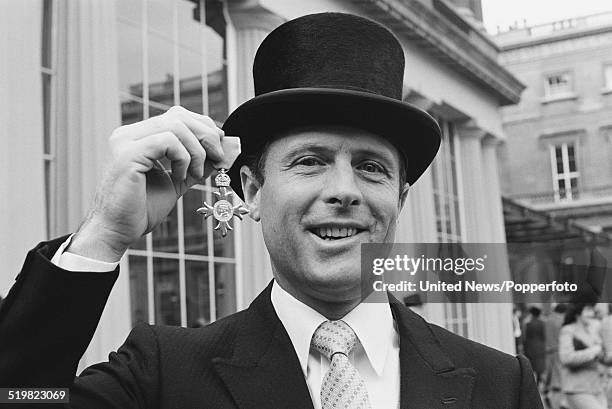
left=196, top=137, right=248, bottom=237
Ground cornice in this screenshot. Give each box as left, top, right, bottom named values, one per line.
left=226, top=0, right=285, bottom=32
left=350, top=0, right=525, bottom=105
left=498, top=25, right=612, bottom=52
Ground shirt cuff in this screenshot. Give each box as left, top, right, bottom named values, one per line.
left=51, top=234, right=120, bottom=273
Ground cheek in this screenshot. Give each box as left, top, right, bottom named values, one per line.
left=258, top=183, right=311, bottom=233
left=365, top=187, right=402, bottom=231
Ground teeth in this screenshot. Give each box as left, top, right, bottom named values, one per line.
left=315, top=226, right=359, bottom=239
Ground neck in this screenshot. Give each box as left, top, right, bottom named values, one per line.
left=273, top=275, right=363, bottom=320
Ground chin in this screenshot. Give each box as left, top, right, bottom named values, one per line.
left=303, top=266, right=363, bottom=298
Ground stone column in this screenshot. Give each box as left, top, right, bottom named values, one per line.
left=226, top=1, right=284, bottom=306
left=399, top=92, right=438, bottom=244
left=0, top=1, right=46, bottom=297
left=52, top=0, right=129, bottom=368
left=227, top=1, right=285, bottom=104
left=457, top=122, right=514, bottom=354
left=482, top=136, right=507, bottom=243
left=457, top=121, right=489, bottom=242
left=55, top=0, right=121, bottom=237
left=482, top=135, right=515, bottom=354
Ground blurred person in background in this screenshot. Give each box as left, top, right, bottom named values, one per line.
left=525, top=305, right=547, bottom=387
left=514, top=306, right=524, bottom=354
left=560, top=293, right=606, bottom=409
left=599, top=304, right=612, bottom=408
left=545, top=303, right=568, bottom=409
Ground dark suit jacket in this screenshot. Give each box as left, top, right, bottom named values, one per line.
left=0, top=237, right=543, bottom=408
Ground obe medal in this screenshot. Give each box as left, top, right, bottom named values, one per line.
left=196, top=168, right=249, bottom=237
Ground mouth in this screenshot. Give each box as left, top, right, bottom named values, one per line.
left=308, top=226, right=367, bottom=241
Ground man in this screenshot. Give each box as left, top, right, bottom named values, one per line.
left=544, top=303, right=567, bottom=409
left=524, top=306, right=546, bottom=386
left=0, top=12, right=541, bottom=408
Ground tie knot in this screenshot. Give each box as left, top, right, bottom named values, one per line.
left=311, top=320, right=358, bottom=360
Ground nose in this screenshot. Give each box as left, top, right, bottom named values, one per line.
left=322, top=161, right=363, bottom=208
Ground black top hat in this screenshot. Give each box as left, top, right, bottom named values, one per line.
left=222, top=12, right=442, bottom=198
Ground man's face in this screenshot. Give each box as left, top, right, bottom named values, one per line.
left=241, top=126, right=408, bottom=304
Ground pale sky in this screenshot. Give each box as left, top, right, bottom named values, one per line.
left=481, top=0, right=612, bottom=34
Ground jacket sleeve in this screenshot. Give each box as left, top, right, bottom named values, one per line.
left=0, top=237, right=159, bottom=408
left=517, top=354, right=544, bottom=409
left=558, top=325, right=599, bottom=369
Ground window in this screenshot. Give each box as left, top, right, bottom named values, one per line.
left=550, top=142, right=579, bottom=201
left=431, top=118, right=469, bottom=338
left=41, top=0, right=57, bottom=238
left=117, top=0, right=236, bottom=328
left=604, top=64, right=612, bottom=91
left=544, top=72, right=572, bottom=98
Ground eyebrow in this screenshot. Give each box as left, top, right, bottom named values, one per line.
left=280, top=144, right=336, bottom=162
left=281, top=143, right=398, bottom=170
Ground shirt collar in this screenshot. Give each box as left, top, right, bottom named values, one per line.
left=270, top=280, right=395, bottom=377
left=342, top=297, right=395, bottom=376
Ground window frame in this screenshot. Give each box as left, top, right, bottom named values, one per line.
left=543, top=71, right=574, bottom=99
left=549, top=141, right=580, bottom=201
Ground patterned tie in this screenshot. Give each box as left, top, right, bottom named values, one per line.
left=311, top=320, right=372, bottom=409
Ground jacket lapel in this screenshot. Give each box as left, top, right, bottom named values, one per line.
left=213, top=282, right=314, bottom=409
left=390, top=295, right=475, bottom=409
left=213, top=283, right=475, bottom=409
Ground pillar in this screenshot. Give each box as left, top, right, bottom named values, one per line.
left=0, top=1, right=46, bottom=298
left=226, top=1, right=284, bottom=306
left=53, top=0, right=129, bottom=368
left=457, top=122, right=514, bottom=354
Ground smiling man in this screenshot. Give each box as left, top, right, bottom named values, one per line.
left=0, top=12, right=542, bottom=409
left=245, top=127, right=408, bottom=320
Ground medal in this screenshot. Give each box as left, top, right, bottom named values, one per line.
left=197, top=168, right=249, bottom=237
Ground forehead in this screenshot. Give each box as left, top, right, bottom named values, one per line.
left=265, top=125, right=401, bottom=162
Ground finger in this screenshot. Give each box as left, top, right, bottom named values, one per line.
left=109, top=107, right=224, bottom=156
left=139, top=132, right=191, bottom=181
left=174, top=113, right=225, bottom=164
left=164, top=119, right=207, bottom=180
left=175, top=107, right=225, bottom=139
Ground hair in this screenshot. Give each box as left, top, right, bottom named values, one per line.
left=528, top=306, right=541, bottom=318
left=554, top=303, right=567, bottom=314
left=243, top=129, right=409, bottom=194
left=563, top=289, right=600, bottom=326
left=563, top=302, right=595, bottom=326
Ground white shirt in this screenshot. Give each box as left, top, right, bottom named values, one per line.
left=51, top=235, right=120, bottom=272
left=270, top=281, right=400, bottom=409
left=52, top=239, right=401, bottom=408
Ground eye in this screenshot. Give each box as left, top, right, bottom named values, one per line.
left=358, top=161, right=385, bottom=174
left=295, top=156, right=324, bottom=167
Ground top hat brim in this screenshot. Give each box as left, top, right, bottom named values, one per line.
left=222, top=88, right=442, bottom=200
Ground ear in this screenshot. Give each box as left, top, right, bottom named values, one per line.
left=398, top=183, right=410, bottom=213
left=240, top=165, right=262, bottom=222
